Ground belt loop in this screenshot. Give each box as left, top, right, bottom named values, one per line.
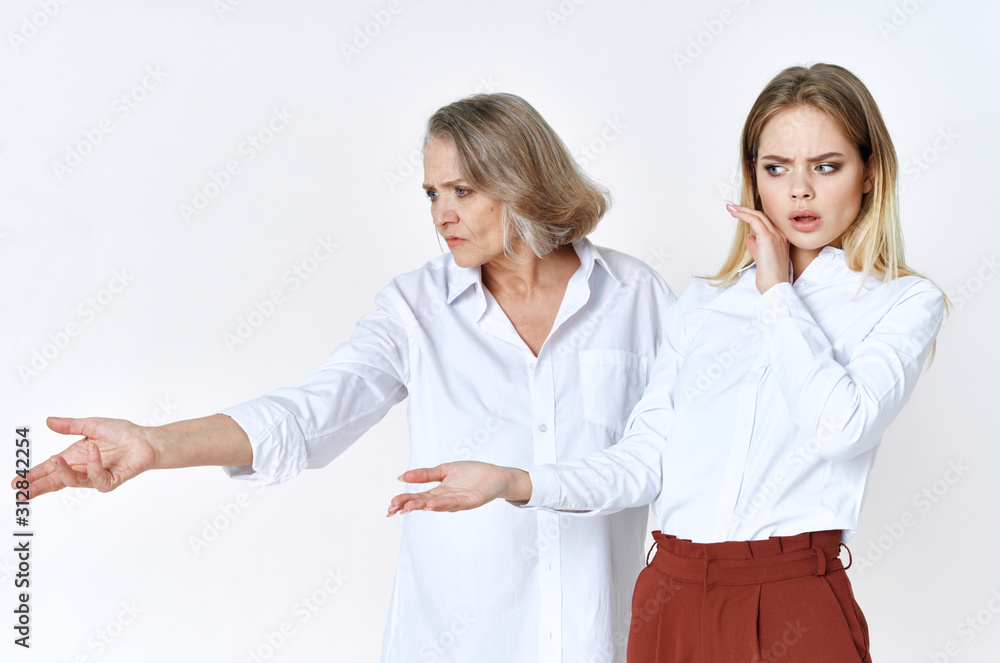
left=839, top=542, right=853, bottom=570
left=812, top=547, right=826, bottom=576
left=646, top=540, right=657, bottom=567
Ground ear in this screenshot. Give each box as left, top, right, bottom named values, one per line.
left=862, top=155, right=876, bottom=194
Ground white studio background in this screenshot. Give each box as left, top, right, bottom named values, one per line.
left=1, top=1, right=997, bottom=662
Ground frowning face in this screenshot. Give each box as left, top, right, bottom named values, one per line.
left=422, top=136, right=506, bottom=269
left=755, top=105, right=874, bottom=267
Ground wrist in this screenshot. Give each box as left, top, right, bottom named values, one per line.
left=503, top=467, right=532, bottom=503
left=145, top=424, right=170, bottom=470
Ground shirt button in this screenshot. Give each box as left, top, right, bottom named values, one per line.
left=539, top=424, right=548, bottom=433
left=529, top=361, right=536, bottom=369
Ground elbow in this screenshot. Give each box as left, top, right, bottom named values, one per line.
left=813, top=393, right=885, bottom=462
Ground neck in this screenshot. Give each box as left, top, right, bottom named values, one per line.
left=481, top=241, right=580, bottom=298
left=790, top=241, right=840, bottom=281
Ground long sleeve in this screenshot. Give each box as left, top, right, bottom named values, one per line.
left=526, top=298, right=685, bottom=514
left=221, top=288, right=410, bottom=484
left=756, top=277, right=945, bottom=462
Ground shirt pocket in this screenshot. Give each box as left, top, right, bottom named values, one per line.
left=579, top=349, right=649, bottom=436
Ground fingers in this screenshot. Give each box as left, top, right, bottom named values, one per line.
left=387, top=492, right=434, bottom=516
left=86, top=443, right=114, bottom=492
left=745, top=233, right=758, bottom=262
left=16, top=467, right=67, bottom=498
left=397, top=466, right=446, bottom=485
left=725, top=201, right=778, bottom=237
left=50, top=455, right=92, bottom=490
left=387, top=492, right=470, bottom=516
left=47, top=416, right=93, bottom=437
left=21, top=457, right=56, bottom=486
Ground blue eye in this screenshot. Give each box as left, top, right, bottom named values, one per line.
left=764, top=164, right=786, bottom=177
left=816, top=163, right=839, bottom=174
left=425, top=190, right=438, bottom=201
left=455, top=187, right=469, bottom=196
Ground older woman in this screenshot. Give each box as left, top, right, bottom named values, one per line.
left=22, top=93, right=675, bottom=663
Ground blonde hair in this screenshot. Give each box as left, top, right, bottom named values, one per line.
left=707, top=63, right=921, bottom=287
left=426, top=93, right=610, bottom=258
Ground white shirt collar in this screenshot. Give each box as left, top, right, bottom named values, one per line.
left=444, top=237, right=619, bottom=305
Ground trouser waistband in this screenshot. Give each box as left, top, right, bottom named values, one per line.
left=647, top=530, right=848, bottom=586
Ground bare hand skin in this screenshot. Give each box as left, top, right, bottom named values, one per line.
left=726, top=201, right=791, bottom=293
left=11, top=414, right=252, bottom=498
left=387, top=461, right=532, bottom=515
left=15, top=417, right=158, bottom=497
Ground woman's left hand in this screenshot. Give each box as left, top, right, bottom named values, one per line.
left=387, top=461, right=532, bottom=515
left=726, top=201, right=790, bottom=293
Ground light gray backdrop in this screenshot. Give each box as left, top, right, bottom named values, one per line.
left=2, top=1, right=997, bottom=661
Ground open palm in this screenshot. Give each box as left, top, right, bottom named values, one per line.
left=388, top=461, right=520, bottom=515
left=14, top=417, right=158, bottom=498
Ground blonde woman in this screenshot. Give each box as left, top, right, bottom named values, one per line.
left=20, top=94, right=676, bottom=663
left=390, top=65, right=945, bottom=662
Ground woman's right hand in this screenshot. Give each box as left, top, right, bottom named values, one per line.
left=387, top=461, right=532, bottom=515
left=13, top=417, right=160, bottom=498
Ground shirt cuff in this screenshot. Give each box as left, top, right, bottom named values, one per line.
left=521, top=465, right=560, bottom=509
left=218, top=400, right=308, bottom=485
left=755, top=282, right=799, bottom=320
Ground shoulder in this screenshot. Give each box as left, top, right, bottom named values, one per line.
left=381, top=253, right=454, bottom=297
left=589, top=243, right=676, bottom=302
left=881, top=274, right=946, bottom=321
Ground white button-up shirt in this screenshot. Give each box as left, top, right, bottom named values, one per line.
left=528, top=246, right=945, bottom=543
left=221, top=239, right=676, bottom=663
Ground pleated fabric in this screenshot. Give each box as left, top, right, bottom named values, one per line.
left=627, top=531, right=871, bottom=663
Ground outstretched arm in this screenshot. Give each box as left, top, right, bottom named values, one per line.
left=387, top=461, right=532, bottom=515
left=13, top=414, right=252, bottom=498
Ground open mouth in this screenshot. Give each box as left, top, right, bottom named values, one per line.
left=789, top=212, right=820, bottom=230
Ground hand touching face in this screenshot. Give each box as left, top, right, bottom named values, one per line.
left=753, top=105, right=874, bottom=273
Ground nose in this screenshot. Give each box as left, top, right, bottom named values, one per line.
left=432, top=199, right=458, bottom=228
left=789, top=169, right=814, bottom=201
